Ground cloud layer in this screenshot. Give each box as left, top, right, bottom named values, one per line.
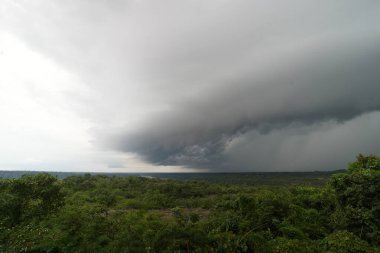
left=1, top=0, right=380, bottom=171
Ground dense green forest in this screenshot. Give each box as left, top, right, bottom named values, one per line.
left=1, top=155, right=380, bottom=252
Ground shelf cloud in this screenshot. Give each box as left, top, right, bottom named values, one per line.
left=1, top=0, right=380, bottom=171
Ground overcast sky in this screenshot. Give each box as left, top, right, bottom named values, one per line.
left=1, top=0, right=380, bottom=172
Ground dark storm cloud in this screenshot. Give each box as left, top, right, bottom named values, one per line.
left=2, top=0, right=380, bottom=171
left=110, top=31, right=380, bottom=170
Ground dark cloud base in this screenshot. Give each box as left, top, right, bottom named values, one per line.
left=3, top=0, right=380, bottom=171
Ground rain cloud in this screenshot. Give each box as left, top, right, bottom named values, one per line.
left=2, top=0, right=380, bottom=171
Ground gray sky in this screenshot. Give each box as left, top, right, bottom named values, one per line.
left=1, top=0, right=380, bottom=172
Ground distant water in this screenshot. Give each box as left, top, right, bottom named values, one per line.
left=0, top=170, right=342, bottom=185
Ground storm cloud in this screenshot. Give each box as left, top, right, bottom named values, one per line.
left=1, top=0, right=380, bottom=171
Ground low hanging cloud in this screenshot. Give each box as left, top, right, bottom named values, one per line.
left=2, top=0, right=380, bottom=171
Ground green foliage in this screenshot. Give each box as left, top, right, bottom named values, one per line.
left=320, top=230, right=374, bottom=253
left=0, top=173, right=63, bottom=226
left=329, top=155, right=380, bottom=246
left=349, top=154, right=380, bottom=171
left=1, top=155, right=380, bottom=252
